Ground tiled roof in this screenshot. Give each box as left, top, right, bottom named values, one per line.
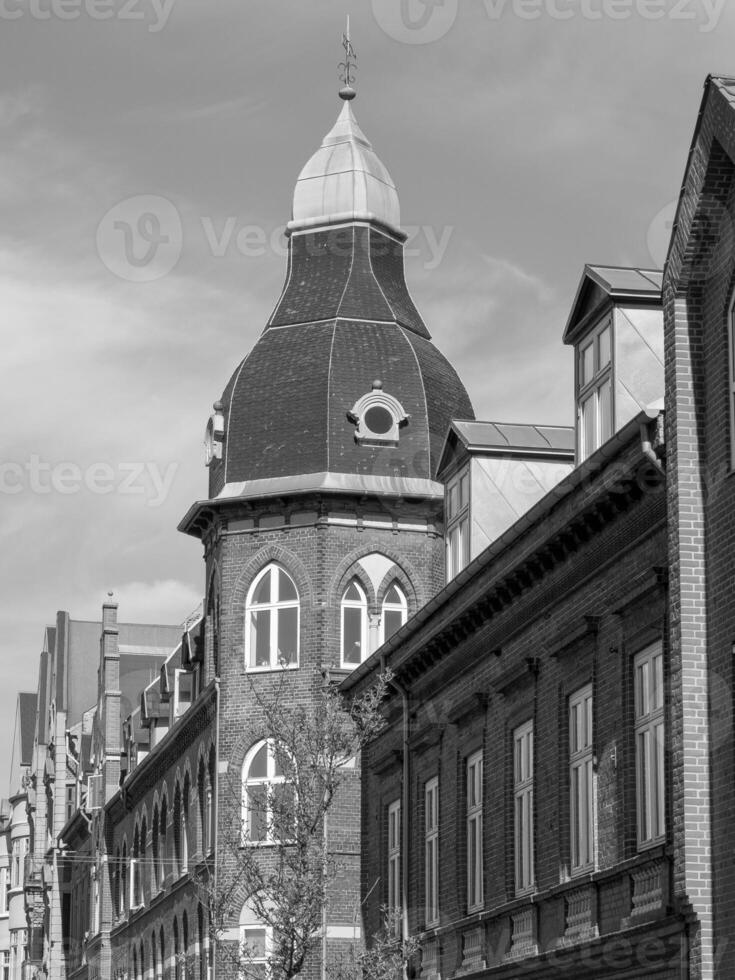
left=563, top=264, right=662, bottom=343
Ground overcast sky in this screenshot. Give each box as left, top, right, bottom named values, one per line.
left=0, top=0, right=732, bottom=793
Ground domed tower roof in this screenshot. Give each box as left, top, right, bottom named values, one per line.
left=192, top=92, right=475, bottom=519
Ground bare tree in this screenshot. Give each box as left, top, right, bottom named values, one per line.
left=198, top=666, right=393, bottom=980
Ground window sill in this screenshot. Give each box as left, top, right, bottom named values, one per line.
left=243, top=665, right=299, bottom=674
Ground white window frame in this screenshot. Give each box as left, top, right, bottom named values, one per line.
left=577, top=316, right=613, bottom=461
left=239, top=903, right=272, bottom=980
left=379, top=582, right=408, bottom=646
left=242, top=740, right=294, bottom=846
left=466, top=751, right=483, bottom=912
left=340, top=579, right=369, bottom=667
left=424, top=778, right=439, bottom=928
left=445, top=467, right=470, bottom=582
left=387, top=800, right=401, bottom=937
left=569, top=685, right=595, bottom=875
left=634, top=642, right=666, bottom=848
left=514, top=720, right=535, bottom=895
left=173, top=669, right=195, bottom=719
left=245, top=564, right=300, bottom=671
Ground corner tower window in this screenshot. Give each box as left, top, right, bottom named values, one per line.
left=348, top=381, right=409, bottom=447
left=380, top=583, right=407, bottom=644
left=445, top=467, right=470, bottom=582
left=245, top=565, right=299, bottom=670
left=341, top=580, right=368, bottom=667
left=577, top=318, right=613, bottom=460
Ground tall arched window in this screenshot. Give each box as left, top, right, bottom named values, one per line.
left=152, top=806, right=160, bottom=895
left=380, top=582, right=408, bottom=645
left=242, top=740, right=294, bottom=844
left=239, top=903, right=271, bottom=980
left=245, top=564, right=299, bottom=670
left=182, top=776, right=190, bottom=874
left=341, top=579, right=368, bottom=666
left=159, top=797, right=168, bottom=890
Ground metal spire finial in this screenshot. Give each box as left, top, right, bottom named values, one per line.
left=338, top=15, right=357, bottom=100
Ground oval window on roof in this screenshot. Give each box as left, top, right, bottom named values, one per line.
left=364, top=405, right=393, bottom=435
left=348, top=382, right=408, bottom=448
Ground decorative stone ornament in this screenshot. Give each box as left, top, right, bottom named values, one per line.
left=347, top=380, right=409, bottom=447
left=204, top=400, right=225, bottom=466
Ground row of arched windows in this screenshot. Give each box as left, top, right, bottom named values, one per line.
left=129, top=905, right=211, bottom=980
left=245, top=563, right=409, bottom=670
left=113, top=750, right=215, bottom=920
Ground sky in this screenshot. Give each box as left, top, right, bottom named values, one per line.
left=0, top=0, right=733, bottom=793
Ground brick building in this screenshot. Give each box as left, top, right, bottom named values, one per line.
left=342, top=73, right=735, bottom=980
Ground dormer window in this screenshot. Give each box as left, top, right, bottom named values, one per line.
left=577, top=318, right=612, bottom=460
left=348, top=381, right=408, bottom=447
left=445, top=466, right=470, bottom=582
left=204, top=401, right=225, bottom=466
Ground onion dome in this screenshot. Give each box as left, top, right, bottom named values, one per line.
left=200, top=95, right=474, bottom=507
left=290, top=99, right=401, bottom=234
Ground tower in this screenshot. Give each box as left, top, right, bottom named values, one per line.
left=179, top=70, right=474, bottom=978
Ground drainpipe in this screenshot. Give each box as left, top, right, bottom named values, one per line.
left=382, top=656, right=410, bottom=947
left=640, top=418, right=664, bottom=472
left=212, top=676, right=220, bottom=980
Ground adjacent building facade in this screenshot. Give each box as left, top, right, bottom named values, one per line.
left=10, top=65, right=735, bottom=980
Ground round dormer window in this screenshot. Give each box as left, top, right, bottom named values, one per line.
left=348, top=381, right=409, bottom=447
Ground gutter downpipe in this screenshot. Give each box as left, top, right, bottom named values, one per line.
left=382, top=655, right=410, bottom=950
left=213, top=675, right=221, bottom=980
left=640, top=417, right=664, bottom=472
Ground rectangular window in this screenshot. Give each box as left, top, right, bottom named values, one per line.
left=387, top=800, right=401, bottom=937
left=635, top=643, right=665, bottom=847
left=66, top=783, right=76, bottom=823
left=0, top=869, right=7, bottom=914
left=174, top=670, right=195, bottom=719
left=514, top=721, right=534, bottom=894
left=466, top=751, right=483, bottom=912
left=424, top=778, right=439, bottom=927
left=446, top=467, right=471, bottom=582
left=577, top=317, right=614, bottom=461
left=569, top=685, right=595, bottom=874
left=2, top=949, right=8, bottom=980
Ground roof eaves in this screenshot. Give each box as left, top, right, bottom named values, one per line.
left=341, top=405, right=662, bottom=695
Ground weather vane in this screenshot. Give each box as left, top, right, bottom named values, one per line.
left=338, top=15, right=357, bottom=99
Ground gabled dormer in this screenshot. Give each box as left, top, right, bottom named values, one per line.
left=563, top=265, right=663, bottom=462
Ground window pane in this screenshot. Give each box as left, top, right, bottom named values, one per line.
left=247, top=786, right=268, bottom=842
left=385, top=584, right=402, bottom=604
left=599, top=379, right=612, bottom=444
left=459, top=473, right=469, bottom=509
left=251, top=570, right=271, bottom=605
left=277, top=606, right=298, bottom=664
left=581, top=394, right=596, bottom=458
left=250, top=610, right=271, bottom=667
left=243, top=928, right=266, bottom=960
left=343, top=607, right=363, bottom=664
left=383, top=610, right=403, bottom=642
left=344, top=581, right=362, bottom=602
left=272, top=784, right=295, bottom=840
left=598, top=325, right=611, bottom=368
left=580, top=343, right=594, bottom=387
left=447, top=484, right=457, bottom=519
left=278, top=569, right=297, bottom=602
left=249, top=744, right=268, bottom=779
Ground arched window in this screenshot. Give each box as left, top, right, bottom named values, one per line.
left=121, top=842, right=128, bottom=915
left=197, top=905, right=206, bottom=980
left=173, top=919, right=180, bottom=980
left=245, top=564, right=299, bottom=670
left=341, top=579, right=368, bottom=667
left=173, top=786, right=182, bottom=879
left=159, top=797, right=168, bottom=890
left=182, top=776, right=190, bottom=874
left=159, top=928, right=165, bottom=980
left=152, top=806, right=160, bottom=895
left=242, top=740, right=294, bottom=844
left=239, top=903, right=271, bottom=980
left=380, top=582, right=408, bottom=645
left=182, top=912, right=189, bottom=980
